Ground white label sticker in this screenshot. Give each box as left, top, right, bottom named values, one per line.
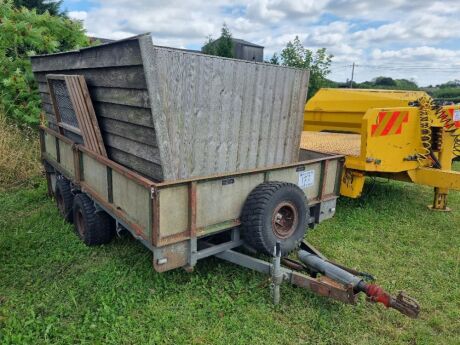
left=453, top=109, right=460, bottom=122
left=298, top=170, right=315, bottom=189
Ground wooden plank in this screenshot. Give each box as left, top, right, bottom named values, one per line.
left=77, top=75, right=107, bottom=156
left=236, top=62, right=256, bottom=170
left=227, top=61, right=244, bottom=171
left=181, top=53, right=197, bottom=177
left=291, top=70, right=310, bottom=160
left=257, top=65, right=276, bottom=167
left=65, top=76, right=93, bottom=150
left=103, top=132, right=161, bottom=164
left=31, top=39, right=142, bottom=72
left=72, top=76, right=100, bottom=154
left=284, top=69, right=302, bottom=161
left=35, top=66, right=147, bottom=89
left=99, top=118, right=157, bottom=146
left=192, top=53, right=212, bottom=177
left=266, top=68, right=284, bottom=166
left=38, top=83, right=151, bottom=109
left=39, top=92, right=51, bottom=105
left=107, top=147, right=163, bottom=181
left=93, top=102, right=154, bottom=128
left=88, top=87, right=150, bottom=108
left=206, top=57, right=223, bottom=174
left=42, top=102, right=54, bottom=114
left=247, top=64, right=266, bottom=168
left=275, top=69, right=295, bottom=164
left=139, top=39, right=172, bottom=179
left=218, top=59, right=235, bottom=172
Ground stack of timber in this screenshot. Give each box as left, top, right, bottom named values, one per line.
left=31, top=33, right=309, bottom=181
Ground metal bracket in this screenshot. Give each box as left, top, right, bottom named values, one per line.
left=215, top=248, right=358, bottom=305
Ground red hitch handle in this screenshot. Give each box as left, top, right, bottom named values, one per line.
left=365, top=284, right=420, bottom=319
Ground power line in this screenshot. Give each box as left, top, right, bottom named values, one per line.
left=334, top=63, right=460, bottom=71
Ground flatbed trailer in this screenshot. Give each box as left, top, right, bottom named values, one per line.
left=40, top=125, right=342, bottom=271
left=40, top=126, right=420, bottom=318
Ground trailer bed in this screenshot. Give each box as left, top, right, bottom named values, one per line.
left=41, top=126, right=344, bottom=272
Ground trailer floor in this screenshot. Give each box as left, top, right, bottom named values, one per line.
left=300, top=131, right=361, bottom=157
left=0, top=167, right=459, bottom=345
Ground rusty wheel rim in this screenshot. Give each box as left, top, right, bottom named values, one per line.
left=76, top=209, right=85, bottom=237
left=271, top=201, right=298, bottom=239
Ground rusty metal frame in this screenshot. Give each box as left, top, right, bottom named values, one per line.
left=215, top=248, right=357, bottom=305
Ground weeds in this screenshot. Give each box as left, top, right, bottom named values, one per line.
left=0, top=110, right=41, bottom=190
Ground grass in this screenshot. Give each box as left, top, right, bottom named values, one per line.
left=0, top=169, right=459, bottom=345
left=0, top=105, right=459, bottom=345
left=0, top=111, right=41, bottom=191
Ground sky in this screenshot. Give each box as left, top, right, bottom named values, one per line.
left=63, top=0, right=460, bottom=87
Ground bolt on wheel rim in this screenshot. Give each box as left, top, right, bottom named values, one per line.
left=271, top=201, right=298, bottom=239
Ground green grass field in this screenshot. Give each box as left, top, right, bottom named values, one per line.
left=0, top=171, right=459, bottom=344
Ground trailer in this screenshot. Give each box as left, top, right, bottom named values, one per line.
left=40, top=126, right=418, bottom=318
left=33, top=34, right=419, bottom=318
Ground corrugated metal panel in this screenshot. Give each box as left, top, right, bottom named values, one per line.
left=139, top=34, right=309, bottom=181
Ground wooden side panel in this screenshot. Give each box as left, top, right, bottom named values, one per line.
left=112, top=171, right=151, bottom=238
left=31, top=39, right=143, bottom=72
left=139, top=35, right=309, bottom=181
left=82, top=154, right=108, bottom=200
left=158, top=185, right=189, bottom=237
left=31, top=36, right=164, bottom=181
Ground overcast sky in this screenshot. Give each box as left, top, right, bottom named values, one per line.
left=64, top=0, right=460, bottom=86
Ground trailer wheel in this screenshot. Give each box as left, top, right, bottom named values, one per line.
left=242, top=181, right=308, bottom=256
left=73, top=193, right=115, bottom=246
left=55, top=178, right=74, bottom=222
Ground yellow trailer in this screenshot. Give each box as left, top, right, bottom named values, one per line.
left=301, top=88, right=460, bottom=210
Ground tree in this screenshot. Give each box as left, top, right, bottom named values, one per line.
left=0, top=1, right=89, bottom=125
left=268, top=53, right=280, bottom=65
left=374, top=76, right=396, bottom=86
left=280, top=36, right=332, bottom=98
left=13, top=0, right=65, bottom=16
left=202, top=24, right=234, bottom=58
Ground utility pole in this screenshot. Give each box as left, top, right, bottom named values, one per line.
left=350, top=62, right=355, bottom=88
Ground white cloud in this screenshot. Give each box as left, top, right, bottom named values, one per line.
left=70, top=0, right=460, bottom=86
left=68, top=11, right=87, bottom=21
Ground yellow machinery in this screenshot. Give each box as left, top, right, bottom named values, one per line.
left=301, top=88, right=460, bottom=210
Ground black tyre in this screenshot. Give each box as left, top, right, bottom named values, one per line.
left=73, top=193, right=115, bottom=246
left=55, top=178, right=74, bottom=222
left=242, top=181, right=308, bottom=256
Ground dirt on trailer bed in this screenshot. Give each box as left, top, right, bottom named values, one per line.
left=300, top=131, right=361, bottom=157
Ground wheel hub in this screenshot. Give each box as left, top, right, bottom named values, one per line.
left=272, top=201, right=298, bottom=239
